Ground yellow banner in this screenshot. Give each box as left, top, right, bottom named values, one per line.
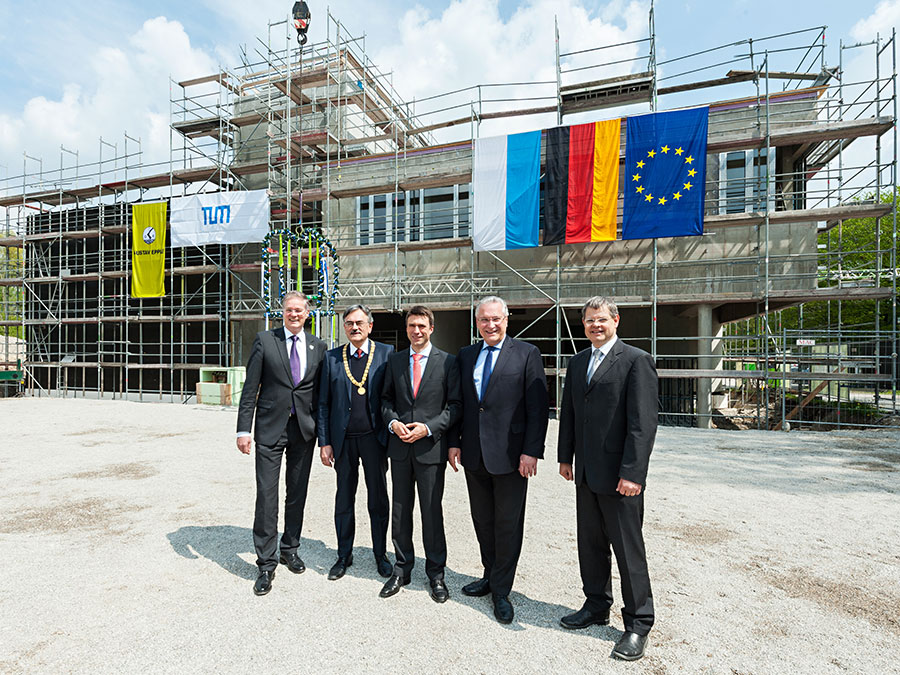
left=131, top=202, right=167, bottom=298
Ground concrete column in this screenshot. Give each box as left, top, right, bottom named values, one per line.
left=697, top=304, right=713, bottom=429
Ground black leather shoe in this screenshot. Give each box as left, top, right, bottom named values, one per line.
left=253, top=569, right=275, bottom=596
left=379, top=573, right=410, bottom=598
left=560, top=606, right=610, bottom=630
left=328, top=554, right=353, bottom=581
left=612, top=631, right=648, bottom=661
left=461, top=577, right=491, bottom=597
left=430, top=578, right=450, bottom=604
left=279, top=551, right=306, bottom=574
left=492, top=593, right=514, bottom=624
left=375, top=554, right=392, bottom=578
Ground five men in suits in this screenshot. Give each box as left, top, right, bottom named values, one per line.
left=236, top=291, right=327, bottom=595
left=449, top=296, right=549, bottom=624
left=235, top=293, right=658, bottom=654
left=379, top=306, right=461, bottom=603
left=558, top=296, right=658, bottom=661
left=317, top=304, right=394, bottom=581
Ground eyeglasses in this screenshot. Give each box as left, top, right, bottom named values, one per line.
left=284, top=309, right=308, bottom=315
left=343, top=320, right=370, bottom=328
left=477, top=316, right=506, bottom=325
left=583, top=318, right=610, bottom=326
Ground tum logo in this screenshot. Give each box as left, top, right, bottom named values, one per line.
left=202, top=205, right=231, bottom=226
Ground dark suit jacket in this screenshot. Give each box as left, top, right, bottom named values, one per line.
left=236, top=328, right=327, bottom=446
left=558, top=338, right=658, bottom=495
left=381, top=347, right=462, bottom=465
left=317, top=340, right=393, bottom=454
left=451, top=337, right=549, bottom=475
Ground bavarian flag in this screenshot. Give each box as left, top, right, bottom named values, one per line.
left=472, top=130, right=541, bottom=251
left=131, top=202, right=167, bottom=298
left=544, top=119, right=620, bottom=245
left=623, top=107, right=709, bottom=240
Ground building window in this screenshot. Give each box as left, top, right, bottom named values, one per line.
left=356, top=183, right=471, bottom=243
left=719, top=148, right=775, bottom=214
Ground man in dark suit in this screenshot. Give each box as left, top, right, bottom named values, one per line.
left=236, top=291, right=327, bottom=596
left=317, top=304, right=394, bottom=581
left=379, top=306, right=461, bottom=603
left=558, top=296, right=658, bottom=661
left=448, top=295, right=549, bottom=624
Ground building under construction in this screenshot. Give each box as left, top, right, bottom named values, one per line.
left=0, top=9, right=897, bottom=430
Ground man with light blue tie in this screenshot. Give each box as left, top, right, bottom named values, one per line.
left=558, top=296, right=658, bottom=661
left=449, top=296, right=549, bottom=624
left=236, top=291, right=327, bottom=596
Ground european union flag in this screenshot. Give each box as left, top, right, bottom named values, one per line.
left=622, top=107, right=709, bottom=240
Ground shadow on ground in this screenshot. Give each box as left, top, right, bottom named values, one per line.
left=165, top=523, right=606, bottom=637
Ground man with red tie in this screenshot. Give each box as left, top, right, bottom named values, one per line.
left=379, top=306, right=461, bottom=602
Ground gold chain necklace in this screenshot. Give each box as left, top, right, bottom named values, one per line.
left=343, top=342, right=375, bottom=395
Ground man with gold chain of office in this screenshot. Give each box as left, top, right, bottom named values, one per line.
left=317, top=305, right=395, bottom=580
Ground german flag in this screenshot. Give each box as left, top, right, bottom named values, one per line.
left=544, top=119, right=621, bottom=245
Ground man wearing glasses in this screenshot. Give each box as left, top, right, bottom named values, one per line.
left=237, top=291, right=327, bottom=595
left=318, top=305, right=394, bottom=581
left=448, top=296, right=549, bottom=624
left=557, top=296, right=658, bottom=661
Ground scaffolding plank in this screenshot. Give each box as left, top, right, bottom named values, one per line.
left=177, top=73, right=231, bottom=88
left=657, top=368, right=889, bottom=382
left=707, top=116, right=893, bottom=153
left=725, top=69, right=823, bottom=81
left=704, top=202, right=893, bottom=229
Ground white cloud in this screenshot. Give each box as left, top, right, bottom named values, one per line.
left=851, top=0, right=900, bottom=42
left=374, top=0, right=649, bottom=138
left=0, top=17, right=216, bottom=179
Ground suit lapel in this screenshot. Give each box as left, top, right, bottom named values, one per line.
left=300, top=332, right=319, bottom=384
left=417, top=347, right=442, bottom=396
left=482, top=338, right=511, bottom=401
left=400, top=347, right=414, bottom=398
left=586, top=340, right=621, bottom=391
left=273, top=328, right=294, bottom=385
left=464, top=345, right=481, bottom=401
left=343, top=343, right=354, bottom=401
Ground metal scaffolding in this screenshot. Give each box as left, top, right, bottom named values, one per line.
left=0, top=9, right=896, bottom=430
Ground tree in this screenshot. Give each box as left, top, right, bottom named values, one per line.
left=780, top=189, right=897, bottom=331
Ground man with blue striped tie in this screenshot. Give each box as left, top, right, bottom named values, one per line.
left=448, top=296, right=549, bottom=625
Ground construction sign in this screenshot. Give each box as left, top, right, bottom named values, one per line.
left=131, top=202, right=167, bottom=298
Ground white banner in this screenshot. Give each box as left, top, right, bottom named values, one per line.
left=170, top=190, right=270, bottom=247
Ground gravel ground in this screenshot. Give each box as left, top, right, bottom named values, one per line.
left=0, top=397, right=898, bottom=674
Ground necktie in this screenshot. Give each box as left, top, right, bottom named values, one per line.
left=290, top=335, right=302, bottom=386
left=356, top=348, right=363, bottom=359
left=480, top=346, right=496, bottom=401
left=412, top=353, right=423, bottom=398
left=587, top=348, right=602, bottom=381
